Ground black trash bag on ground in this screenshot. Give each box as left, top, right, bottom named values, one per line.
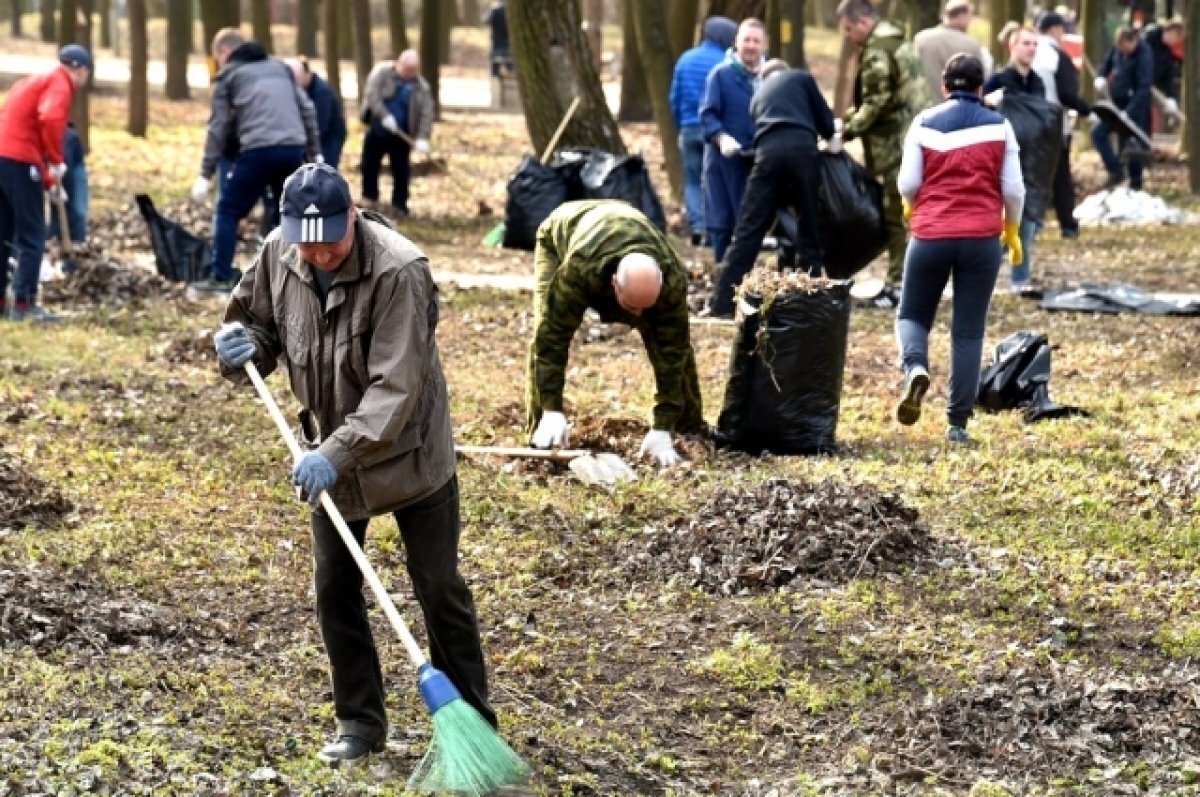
left=136, top=194, right=211, bottom=283
left=996, top=92, right=1062, bottom=225
left=577, top=151, right=667, bottom=231
left=502, top=155, right=570, bottom=250
left=817, top=152, right=888, bottom=279
left=715, top=281, right=853, bottom=454
left=548, top=147, right=596, bottom=199
left=977, top=330, right=1088, bottom=423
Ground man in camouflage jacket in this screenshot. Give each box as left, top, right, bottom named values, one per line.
left=838, top=0, right=930, bottom=286
left=526, top=200, right=704, bottom=468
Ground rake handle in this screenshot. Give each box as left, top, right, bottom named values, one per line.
left=244, top=361, right=428, bottom=668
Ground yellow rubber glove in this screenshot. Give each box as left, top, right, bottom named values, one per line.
left=1001, top=220, right=1022, bottom=266
left=902, top=199, right=913, bottom=224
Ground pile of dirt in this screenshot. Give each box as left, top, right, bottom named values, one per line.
left=0, top=448, right=75, bottom=530
left=151, top=328, right=219, bottom=365
left=0, top=564, right=194, bottom=653
left=40, top=257, right=186, bottom=309
left=624, top=478, right=933, bottom=593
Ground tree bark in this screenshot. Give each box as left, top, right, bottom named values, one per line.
left=338, top=1, right=352, bottom=56
left=200, top=0, right=239, bottom=54
left=351, top=0, right=373, bottom=103
left=419, top=0, right=442, bottom=117
left=97, top=0, right=110, bottom=47
left=667, top=0, right=699, bottom=59
left=41, top=0, right=55, bottom=42
left=128, top=0, right=147, bottom=137
left=58, top=0, right=76, bottom=45
left=705, top=0, right=764, bottom=18
left=509, top=0, right=625, bottom=156
left=387, top=0, right=408, bottom=56
left=61, top=0, right=91, bottom=151
left=462, top=0, right=480, bottom=25
left=324, top=0, right=342, bottom=106
left=631, top=0, right=683, bottom=200
left=619, top=0, right=652, bottom=122
left=166, top=0, right=191, bottom=99
left=989, top=0, right=1017, bottom=70
left=780, top=0, right=806, bottom=68
left=250, top=0, right=272, bottom=52
left=296, top=0, right=318, bottom=55
left=439, top=0, right=456, bottom=65
left=584, top=0, right=603, bottom=68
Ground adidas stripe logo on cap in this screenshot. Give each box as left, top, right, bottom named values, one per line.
left=280, top=163, right=353, bottom=245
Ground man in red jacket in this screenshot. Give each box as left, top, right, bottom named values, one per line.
left=0, top=45, right=91, bottom=322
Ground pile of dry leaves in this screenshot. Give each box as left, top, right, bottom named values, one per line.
left=0, top=447, right=75, bottom=531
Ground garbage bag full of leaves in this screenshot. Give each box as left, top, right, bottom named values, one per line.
left=715, top=272, right=852, bottom=454
left=502, top=155, right=571, bottom=251
left=817, top=152, right=888, bottom=280
left=551, top=147, right=668, bottom=232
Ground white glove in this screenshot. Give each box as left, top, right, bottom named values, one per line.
left=313, top=153, right=326, bottom=164
left=190, top=176, right=211, bottom=202
left=827, top=132, right=843, bottom=154
left=982, top=87, right=1004, bottom=107
left=531, top=411, right=569, bottom=448
left=415, top=138, right=431, bottom=154
left=1164, top=98, right=1180, bottom=117
left=48, top=162, right=68, bottom=181
left=639, top=430, right=681, bottom=468
left=1093, top=76, right=1107, bottom=94
left=1087, top=112, right=1101, bottom=126
left=48, top=185, right=68, bottom=203
left=381, top=114, right=399, bottom=133
left=717, top=133, right=742, bottom=158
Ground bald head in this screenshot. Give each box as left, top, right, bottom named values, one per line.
left=613, top=252, right=662, bottom=315
left=283, top=57, right=312, bottom=88
left=396, top=49, right=420, bottom=80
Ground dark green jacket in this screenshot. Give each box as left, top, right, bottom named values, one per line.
left=528, top=200, right=702, bottom=432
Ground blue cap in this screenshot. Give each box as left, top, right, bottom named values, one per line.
left=58, top=44, right=93, bottom=71
left=280, top=163, right=353, bottom=244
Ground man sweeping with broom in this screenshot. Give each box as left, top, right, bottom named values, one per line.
left=212, top=164, right=521, bottom=784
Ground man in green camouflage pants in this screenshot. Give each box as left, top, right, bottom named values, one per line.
left=526, top=200, right=704, bottom=468
left=837, top=0, right=930, bottom=289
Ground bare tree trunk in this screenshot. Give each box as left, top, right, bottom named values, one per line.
left=166, top=0, right=191, bottom=99
left=61, top=0, right=91, bottom=150
left=619, top=0, right=652, bottom=122
left=667, top=0, right=699, bottom=59
left=631, top=0, right=683, bottom=199
left=324, top=0, right=342, bottom=106
left=8, top=0, right=21, bottom=38
left=509, top=0, right=625, bottom=156
left=584, top=0, right=603, bottom=67
left=388, top=0, right=408, bottom=55
left=296, top=0, right=318, bottom=55
left=780, top=0, right=806, bottom=69
left=200, top=0, right=239, bottom=55
left=705, top=0, right=764, bottom=18
left=351, top=0, right=373, bottom=103
left=338, top=0, right=352, bottom=56
left=419, top=0, right=442, bottom=116
left=98, top=0, right=110, bottom=47
left=250, top=0, right=272, bottom=52
left=58, top=0, right=76, bottom=44
left=41, top=0, right=55, bottom=42
left=439, top=0, right=456, bottom=65
left=128, top=0, right=147, bottom=136
left=989, top=0, right=1017, bottom=70
left=766, top=0, right=781, bottom=59
left=462, top=0, right=480, bottom=24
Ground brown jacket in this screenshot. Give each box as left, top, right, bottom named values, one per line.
left=361, top=62, right=435, bottom=140
left=220, top=209, right=454, bottom=521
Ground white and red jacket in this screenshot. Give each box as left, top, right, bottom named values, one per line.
left=0, top=64, right=75, bottom=186
left=898, top=92, right=1024, bottom=240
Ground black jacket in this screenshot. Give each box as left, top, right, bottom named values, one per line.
left=984, top=66, right=1046, bottom=96
left=749, top=68, right=836, bottom=146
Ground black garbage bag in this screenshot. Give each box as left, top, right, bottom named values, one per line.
left=548, top=146, right=596, bottom=199
left=135, top=194, right=211, bottom=283
left=977, top=330, right=1088, bottom=423
left=996, top=92, right=1062, bottom=225
left=715, top=281, right=852, bottom=454
left=577, top=151, right=667, bottom=231
left=817, top=152, right=888, bottom=279
left=502, top=155, right=571, bottom=250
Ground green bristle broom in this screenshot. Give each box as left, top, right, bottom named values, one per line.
left=244, top=362, right=530, bottom=794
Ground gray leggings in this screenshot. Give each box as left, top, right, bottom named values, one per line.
left=895, top=236, right=1001, bottom=428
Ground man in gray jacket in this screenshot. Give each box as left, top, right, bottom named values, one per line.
left=360, top=49, right=435, bottom=217
left=212, top=163, right=495, bottom=763
left=190, top=28, right=320, bottom=292
left=914, top=0, right=984, bottom=102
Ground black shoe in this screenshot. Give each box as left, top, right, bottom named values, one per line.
left=896, top=366, right=929, bottom=426
left=317, top=734, right=385, bottom=764
left=189, top=276, right=238, bottom=294
left=946, top=425, right=970, bottom=445
left=1061, top=227, right=1079, bottom=240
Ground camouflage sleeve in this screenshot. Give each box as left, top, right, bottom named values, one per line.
left=637, top=290, right=693, bottom=431
left=530, top=242, right=588, bottom=414
left=845, top=48, right=896, bottom=139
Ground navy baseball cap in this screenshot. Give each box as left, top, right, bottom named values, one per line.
left=280, top=163, right=353, bottom=244
left=58, top=44, right=93, bottom=71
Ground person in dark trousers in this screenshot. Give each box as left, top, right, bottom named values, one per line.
left=482, top=0, right=511, bottom=76
left=669, top=15, right=738, bottom=245
left=46, top=121, right=89, bottom=267
left=1092, top=26, right=1153, bottom=190
left=895, top=54, right=1025, bottom=444
left=983, top=26, right=1046, bottom=291
left=190, top=28, right=320, bottom=293
left=1140, top=18, right=1184, bottom=128
left=360, top=50, right=435, bottom=218
left=1032, top=12, right=1091, bottom=239
left=710, top=59, right=837, bottom=317
left=285, top=57, right=348, bottom=169
left=0, top=44, right=90, bottom=322
left=213, top=163, right=496, bottom=764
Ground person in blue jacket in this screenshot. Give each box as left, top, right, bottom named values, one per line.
left=1092, top=26, right=1153, bottom=190
left=46, top=121, right=88, bottom=266
left=286, top=57, right=348, bottom=169
left=698, top=18, right=766, bottom=269
left=669, top=15, right=737, bottom=245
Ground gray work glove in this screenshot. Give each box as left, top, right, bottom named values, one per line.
left=214, top=322, right=257, bottom=368
left=292, top=451, right=338, bottom=507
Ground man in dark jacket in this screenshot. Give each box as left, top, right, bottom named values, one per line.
left=1092, top=26, right=1153, bottom=190
left=526, top=200, right=704, bottom=468
left=213, top=163, right=495, bottom=764
left=286, top=57, right=348, bottom=168
left=710, top=59, right=836, bottom=316
left=1141, top=18, right=1183, bottom=129
left=190, top=28, right=320, bottom=293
